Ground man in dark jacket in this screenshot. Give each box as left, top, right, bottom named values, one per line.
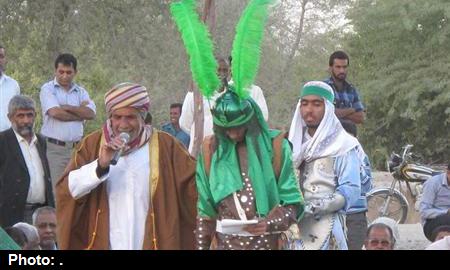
left=0, top=95, right=54, bottom=227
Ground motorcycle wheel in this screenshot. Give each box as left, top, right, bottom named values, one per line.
left=366, top=189, right=408, bottom=224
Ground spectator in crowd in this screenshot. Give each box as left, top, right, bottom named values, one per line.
left=33, top=206, right=57, bottom=250
left=161, top=103, right=190, bottom=149
left=419, top=163, right=450, bottom=242
left=0, top=95, right=54, bottom=227
left=324, top=50, right=365, bottom=128
left=429, top=225, right=450, bottom=243
left=364, top=222, right=396, bottom=250
left=426, top=235, right=450, bottom=250
left=39, top=53, right=96, bottom=190
left=0, top=44, right=20, bottom=132
left=371, top=217, right=400, bottom=244
left=13, top=222, right=41, bottom=250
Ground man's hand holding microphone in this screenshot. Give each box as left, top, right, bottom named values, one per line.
left=97, top=132, right=130, bottom=177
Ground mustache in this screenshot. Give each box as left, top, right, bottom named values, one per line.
left=17, top=125, right=33, bottom=136
left=306, top=123, right=320, bottom=129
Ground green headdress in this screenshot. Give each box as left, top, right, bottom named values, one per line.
left=170, top=0, right=274, bottom=127
left=171, top=0, right=303, bottom=219
left=211, top=87, right=254, bottom=128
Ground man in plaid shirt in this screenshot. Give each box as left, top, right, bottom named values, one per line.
left=324, top=51, right=365, bottom=126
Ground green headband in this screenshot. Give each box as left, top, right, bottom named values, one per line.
left=300, top=85, right=334, bottom=103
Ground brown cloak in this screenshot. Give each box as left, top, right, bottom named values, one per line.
left=56, top=129, right=197, bottom=250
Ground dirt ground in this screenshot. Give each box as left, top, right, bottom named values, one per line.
left=371, top=172, right=431, bottom=250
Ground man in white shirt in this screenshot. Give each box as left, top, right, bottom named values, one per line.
left=39, top=53, right=96, bottom=189
left=0, top=45, right=21, bottom=132
left=0, top=95, right=54, bottom=228
left=180, top=57, right=269, bottom=154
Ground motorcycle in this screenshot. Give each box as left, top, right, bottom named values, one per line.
left=366, top=144, right=442, bottom=224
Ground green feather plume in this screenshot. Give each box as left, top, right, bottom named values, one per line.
left=170, top=0, right=220, bottom=98
left=231, top=0, right=273, bottom=99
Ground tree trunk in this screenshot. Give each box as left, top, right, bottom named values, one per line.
left=46, top=0, right=71, bottom=62
left=190, top=0, right=216, bottom=158
left=277, top=0, right=308, bottom=90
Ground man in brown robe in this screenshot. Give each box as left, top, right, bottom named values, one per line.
left=56, top=82, right=197, bottom=250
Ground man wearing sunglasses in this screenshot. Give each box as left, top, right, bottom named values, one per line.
left=364, top=223, right=396, bottom=250
left=39, top=53, right=96, bottom=193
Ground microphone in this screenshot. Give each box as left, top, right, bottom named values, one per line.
left=110, top=132, right=130, bottom=166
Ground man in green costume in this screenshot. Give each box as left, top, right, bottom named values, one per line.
left=195, top=88, right=304, bottom=250
left=170, top=0, right=302, bottom=250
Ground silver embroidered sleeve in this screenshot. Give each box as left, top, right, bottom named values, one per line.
left=265, top=205, right=297, bottom=233
left=313, top=193, right=346, bottom=215
left=195, top=217, right=215, bottom=250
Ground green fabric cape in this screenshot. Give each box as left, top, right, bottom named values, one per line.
left=0, top=227, right=21, bottom=250
left=196, top=98, right=304, bottom=218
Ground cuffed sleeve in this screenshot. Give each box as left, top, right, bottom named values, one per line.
left=195, top=216, right=216, bottom=250
left=264, top=205, right=297, bottom=232
left=68, top=159, right=108, bottom=199
left=334, top=149, right=361, bottom=213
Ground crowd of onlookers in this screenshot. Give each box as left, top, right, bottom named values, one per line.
left=2, top=207, right=57, bottom=250
left=0, top=42, right=448, bottom=250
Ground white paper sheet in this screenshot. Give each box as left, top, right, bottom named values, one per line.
left=216, top=219, right=259, bottom=236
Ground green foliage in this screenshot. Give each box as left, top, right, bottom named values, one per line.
left=0, top=0, right=191, bottom=133
left=346, top=0, right=450, bottom=168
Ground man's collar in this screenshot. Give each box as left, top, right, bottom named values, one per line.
left=53, top=78, right=78, bottom=92
left=327, top=76, right=349, bottom=88
left=13, top=129, right=37, bottom=145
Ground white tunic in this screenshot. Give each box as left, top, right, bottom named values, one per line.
left=0, top=74, right=20, bottom=131
left=68, top=144, right=151, bottom=250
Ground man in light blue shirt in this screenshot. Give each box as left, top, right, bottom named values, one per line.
left=40, top=53, right=96, bottom=190
left=0, top=44, right=20, bottom=132
left=419, top=163, right=450, bottom=242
